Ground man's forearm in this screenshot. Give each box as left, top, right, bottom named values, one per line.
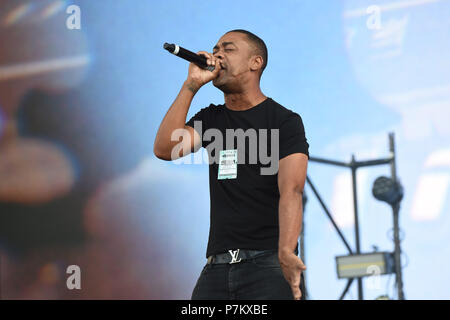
left=278, top=190, right=303, bottom=257
left=153, top=80, right=198, bottom=157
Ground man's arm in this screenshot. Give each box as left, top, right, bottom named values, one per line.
left=278, top=152, right=308, bottom=300
left=153, top=51, right=221, bottom=161
left=153, top=80, right=200, bottom=160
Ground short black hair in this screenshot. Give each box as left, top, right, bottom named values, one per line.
left=226, top=29, right=268, bottom=76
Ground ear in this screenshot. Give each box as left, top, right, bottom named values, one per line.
left=249, top=55, right=263, bottom=72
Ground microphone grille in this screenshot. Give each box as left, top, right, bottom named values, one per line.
left=163, top=43, right=175, bottom=52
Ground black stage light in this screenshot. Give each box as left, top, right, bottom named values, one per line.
left=372, top=176, right=403, bottom=205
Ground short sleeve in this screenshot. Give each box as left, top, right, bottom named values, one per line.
left=185, top=105, right=211, bottom=148
left=279, top=113, right=309, bottom=160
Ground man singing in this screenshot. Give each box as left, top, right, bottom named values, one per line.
left=154, top=29, right=309, bottom=300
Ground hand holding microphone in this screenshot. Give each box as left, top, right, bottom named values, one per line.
left=163, top=43, right=222, bottom=91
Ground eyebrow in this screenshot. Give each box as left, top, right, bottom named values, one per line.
left=213, top=41, right=236, bottom=51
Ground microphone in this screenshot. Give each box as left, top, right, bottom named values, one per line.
left=163, top=43, right=215, bottom=71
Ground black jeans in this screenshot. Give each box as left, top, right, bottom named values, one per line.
left=191, top=250, right=306, bottom=300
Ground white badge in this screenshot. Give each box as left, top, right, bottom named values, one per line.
left=218, top=149, right=237, bottom=180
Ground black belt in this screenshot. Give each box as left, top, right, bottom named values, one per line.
left=207, top=249, right=276, bottom=265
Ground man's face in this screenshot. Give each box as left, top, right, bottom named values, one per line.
left=212, top=32, right=255, bottom=92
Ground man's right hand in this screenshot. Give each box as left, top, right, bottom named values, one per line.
left=185, top=51, right=221, bottom=92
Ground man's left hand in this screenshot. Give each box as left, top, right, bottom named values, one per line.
left=279, top=251, right=307, bottom=300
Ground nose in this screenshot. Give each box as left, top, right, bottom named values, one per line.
left=213, top=50, right=224, bottom=60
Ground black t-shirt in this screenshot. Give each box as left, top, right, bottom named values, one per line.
left=185, top=97, right=309, bottom=258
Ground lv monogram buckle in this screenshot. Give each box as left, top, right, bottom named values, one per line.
left=228, top=249, right=242, bottom=264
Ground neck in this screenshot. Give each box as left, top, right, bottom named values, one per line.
left=224, top=85, right=267, bottom=111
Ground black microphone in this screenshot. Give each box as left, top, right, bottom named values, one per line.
left=163, top=43, right=215, bottom=71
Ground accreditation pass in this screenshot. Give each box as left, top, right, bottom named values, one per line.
left=218, top=149, right=237, bottom=180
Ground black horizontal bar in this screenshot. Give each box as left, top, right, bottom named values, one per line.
left=309, top=156, right=393, bottom=169
left=309, top=157, right=350, bottom=167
